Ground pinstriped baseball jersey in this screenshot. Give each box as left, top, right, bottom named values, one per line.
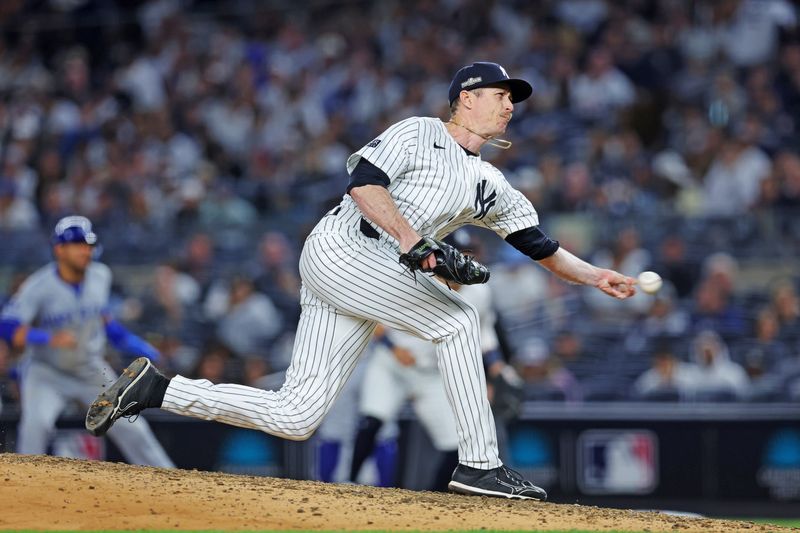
left=1, top=262, right=111, bottom=375
left=320, top=117, right=540, bottom=245
left=159, top=115, right=547, bottom=470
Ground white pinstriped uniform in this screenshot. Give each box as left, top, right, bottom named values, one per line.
left=359, top=281, right=500, bottom=452
left=161, top=117, right=540, bottom=469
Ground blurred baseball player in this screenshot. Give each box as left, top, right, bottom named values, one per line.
left=349, top=324, right=459, bottom=491
left=87, top=61, right=636, bottom=500
left=0, top=215, right=173, bottom=467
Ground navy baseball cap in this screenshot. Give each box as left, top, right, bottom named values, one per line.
left=448, top=62, right=532, bottom=105
left=52, top=215, right=98, bottom=246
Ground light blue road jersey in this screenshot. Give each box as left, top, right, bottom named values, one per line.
left=2, top=262, right=111, bottom=374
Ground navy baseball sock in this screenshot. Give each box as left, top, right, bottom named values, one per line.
left=150, top=372, right=169, bottom=408
left=349, top=415, right=383, bottom=482
left=431, top=450, right=459, bottom=491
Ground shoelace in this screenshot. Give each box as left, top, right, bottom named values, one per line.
left=500, top=465, right=536, bottom=487
left=115, top=401, right=142, bottom=424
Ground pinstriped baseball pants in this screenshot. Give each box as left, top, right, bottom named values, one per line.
left=161, top=225, right=501, bottom=469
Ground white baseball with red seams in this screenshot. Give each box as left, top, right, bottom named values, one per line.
left=637, top=271, right=663, bottom=294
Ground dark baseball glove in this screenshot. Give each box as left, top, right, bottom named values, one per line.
left=489, top=366, right=525, bottom=420
left=398, top=237, right=490, bottom=285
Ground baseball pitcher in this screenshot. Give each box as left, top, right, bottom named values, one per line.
left=87, top=62, right=636, bottom=499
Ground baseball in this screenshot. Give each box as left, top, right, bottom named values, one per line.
left=637, top=271, right=663, bottom=294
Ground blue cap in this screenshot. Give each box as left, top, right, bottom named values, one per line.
left=448, top=62, right=532, bottom=105
left=52, top=215, right=98, bottom=246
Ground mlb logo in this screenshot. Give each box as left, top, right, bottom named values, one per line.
left=577, top=429, right=658, bottom=494
left=51, top=430, right=105, bottom=460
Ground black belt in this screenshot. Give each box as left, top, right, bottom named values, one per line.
left=360, top=218, right=380, bottom=239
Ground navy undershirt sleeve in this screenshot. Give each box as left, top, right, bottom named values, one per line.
left=505, top=226, right=560, bottom=261
left=347, top=158, right=391, bottom=193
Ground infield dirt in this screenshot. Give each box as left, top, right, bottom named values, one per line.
left=0, top=454, right=794, bottom=532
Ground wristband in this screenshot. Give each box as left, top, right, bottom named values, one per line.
left=26, top=328, right=52, bottom=345
left=377, top=335, right=395, bottom=350
left=483, top=349, right=503, bottom=367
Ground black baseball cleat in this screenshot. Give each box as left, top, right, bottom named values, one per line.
left=85, top=357, right=168, bottom=437
left=448, top=464, right=548, bottom=501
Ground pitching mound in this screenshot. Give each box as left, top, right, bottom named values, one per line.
left=0, top=454, right=789, bottom=532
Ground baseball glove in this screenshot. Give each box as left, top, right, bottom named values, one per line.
left=398, top=237, right=490, bottom=285
left=489, top=365, right=525, bottom=420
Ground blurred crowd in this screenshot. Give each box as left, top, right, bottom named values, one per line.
left=1, top=0, right=800, bottom=409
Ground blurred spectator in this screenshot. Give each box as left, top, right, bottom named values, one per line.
left=717, top=0, right=796, bottom=68
left=178, top=232, right=218, bottom=295
left=553, top=0, right=608, bottom=35
left=690, top=253, right=748, bottom=339
left=249, top=231, right=302, bottom=324
left=773, top=150, right=800, bottom=209
left=652, top=234, right=700, bottom=299
left=513, top=338, right=582, bottom=403
left=241, top=356, right=272, bottom=388
left=552, top=328, right=586, bottom=369
left=212, top=274, right=282, bottom=360
left=701, top=127, right=772, bottom=216
left=624, top=282, right=690, bottom=355
left=569, top=46, right=636, bottom=123
left=135, top=262, right=201, bottom=334
left=690, top=278, right=748, bottom=340
left=770, top=279, right=800, bottom=347
left=776, top=43, right=800, bottom=122
left=651, top=150, right=697, bottom=207
left=192, top=344, right=234, bottom=383
left=490, top=244, right=549, bottom=323
left=0, top=179, right=38, bottom=229
left=737, top=306, right=791, bottom=381
left=584, top=227, right=651, bottom=320
left=631, top=342, right=698, bottom=401
left=705, top=70, right=747, bottom=125
left=546, top=161, right=596, bottom=212
left=702, top=252, right=739, bottom=297
left=685, top=330, right=750, bottom=401
left=199, top=181, right=258, bottom=229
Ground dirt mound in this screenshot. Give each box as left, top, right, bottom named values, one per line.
left=0, top=454, right=790, bottom=532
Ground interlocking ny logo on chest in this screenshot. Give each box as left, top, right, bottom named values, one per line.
left=473, top=179, right=496, bottom=220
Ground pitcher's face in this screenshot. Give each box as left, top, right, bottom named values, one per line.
left=472, top=85, right=514, bottom=137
